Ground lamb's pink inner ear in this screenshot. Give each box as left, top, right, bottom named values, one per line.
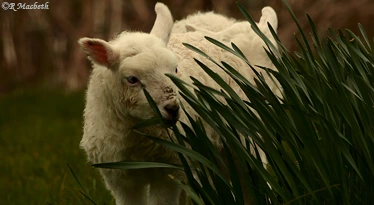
left=84, top=40, right=109, bottom=65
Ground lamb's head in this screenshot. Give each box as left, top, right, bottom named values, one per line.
left=79, top=3, right=180, bottom=123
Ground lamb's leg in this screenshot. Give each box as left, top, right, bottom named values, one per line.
left=101, top=170, right=148, bottom=205
left=111, top=183, right=148, bottom=205
left=148, top=174, right=184, bottom=205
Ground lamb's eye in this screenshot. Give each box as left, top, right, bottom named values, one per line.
left=175, top=67, right=178, bottom=73
left=126, top=76, right=139, bottom=86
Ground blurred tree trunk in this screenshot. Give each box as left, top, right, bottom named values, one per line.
left=1, top=15, right=18, bottom=92
left=93, top=1, right=108, bottom=38
left=1, top=8, right=36, bottom=91
left=109, top=0, right=123, bottom=36
left=45, top=0, right=93, bottom=90
left=131, top=0, right=150, bottom=24
left=2, top=16, right=18, bottom=74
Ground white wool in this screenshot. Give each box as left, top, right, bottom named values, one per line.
left=79, top=2, right=280, bottom=205
left=172, top=11, right=237, bottom=33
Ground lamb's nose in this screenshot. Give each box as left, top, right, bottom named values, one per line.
left=164, top=104, right=180, bottom=120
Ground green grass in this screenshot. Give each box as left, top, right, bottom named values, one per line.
left=0, top=88, right=113, bottom=204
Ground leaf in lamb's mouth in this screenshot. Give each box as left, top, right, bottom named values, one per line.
left=132, top=117, right=177, bottom=130
left=163, top=119, right=177, bottom=127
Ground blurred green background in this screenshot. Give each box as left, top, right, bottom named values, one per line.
left=0, top=0, right=373, bottom=204
left=0, top=89, right=114, bottom=204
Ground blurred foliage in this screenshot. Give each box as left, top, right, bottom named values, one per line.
left=1, top=0, right=373, bottom=93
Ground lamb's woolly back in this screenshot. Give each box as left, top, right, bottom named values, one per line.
left=185, top=6, right=277, bottom=42
left=172, top=11, right=236, bottom=33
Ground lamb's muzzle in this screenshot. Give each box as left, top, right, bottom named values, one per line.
left=164, top=102, right=180, bottom=120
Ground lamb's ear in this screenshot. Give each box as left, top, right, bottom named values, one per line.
left=150, top=2, right=173, bottom=44
left=259, top=7, right=278, bottom=32
left=185, top=23, right=198, bottom=32
left=186, top=23, right=211, bottom=33
left=78, top=37, right=119, bottom=69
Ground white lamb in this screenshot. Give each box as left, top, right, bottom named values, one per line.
left=79, top=2, right=279, bottom=205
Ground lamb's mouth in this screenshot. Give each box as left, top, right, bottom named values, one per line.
left=163, top=118, right=178, bottom=128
